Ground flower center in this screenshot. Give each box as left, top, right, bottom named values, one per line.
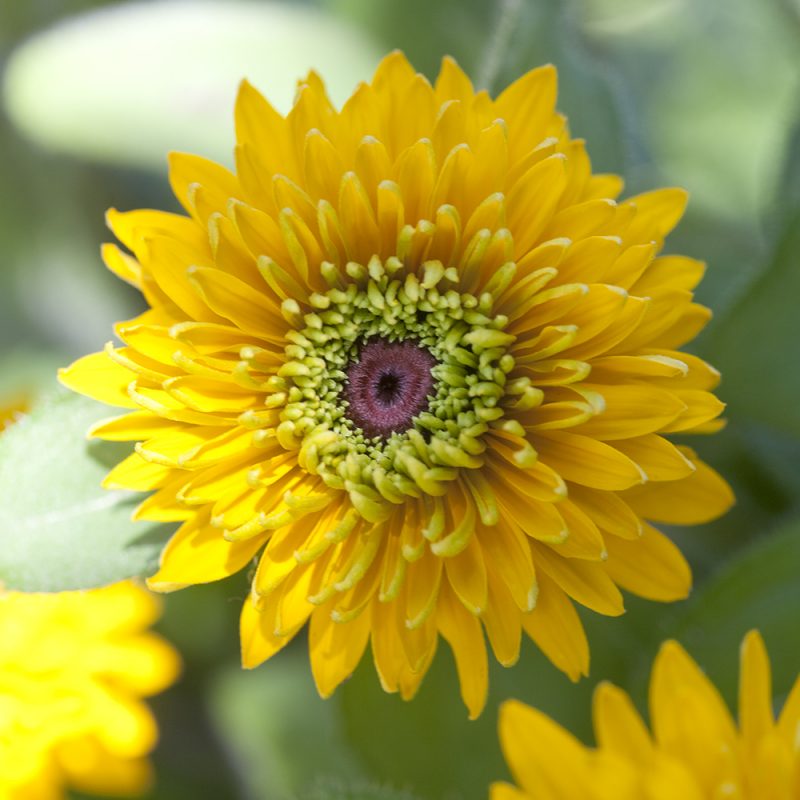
left=345, top=339, right=436, bottom=439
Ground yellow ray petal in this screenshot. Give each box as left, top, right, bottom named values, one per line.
left=102, top=452, right=172, bottom=491
left=535, top=431, right=646, bottom=491
left=604, top=523, right=691, bottom=602
left=521, top=572, right=588, bottom=680
left=59, top=350, right=138, bottom=408
left=574, top=384, right=686, bottom=441
left=240, top=595, right=296, bottom=669
left=148, top=511, right=263, bottom=591
left=437, top=583, right=488, bottom=719
left=309, top=603, right=371, bottom=698
left=739, top=630, right=775, bottom=750
left=613, top=435, right=696, bottom=482
left=650, top=640, right=737, bottom=759
left=534, top=542, right=624, bottom=616
left=482, top=569, right=523, bottom=667
left=567, top=484, right=641, bottom=540
left=623, top=453, right=734, bottom=524
left=593, top=681, right=653, bottom=759
left=443, top=534, right=488, bottom=615
left=498, top=698, right=591, bottom=796
left=621, top=188, right=688, bottom=245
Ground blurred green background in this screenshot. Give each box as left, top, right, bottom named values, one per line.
left=1, top=0, right=800, bottom=798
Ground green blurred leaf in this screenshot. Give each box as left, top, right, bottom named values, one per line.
left=208, top=648, right=366, bottom=800
left=0, top=391, right=173, bottom=591
left=707, top=211, right=800, bottom=437
left=3, top=0, right=383, bottom=169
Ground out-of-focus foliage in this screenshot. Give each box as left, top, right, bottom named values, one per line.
left=1, top=0, right=799, bottom=798
left=0, top=392, right=173, bottom=591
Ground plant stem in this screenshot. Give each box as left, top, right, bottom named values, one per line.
left=475, top=0, right=524, bottom=93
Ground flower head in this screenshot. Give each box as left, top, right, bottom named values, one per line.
left=0, top=581, right=180, bottom=799
left=493, top=630, right=800, bottom=799
left=60, top=52, right=732, bottom=717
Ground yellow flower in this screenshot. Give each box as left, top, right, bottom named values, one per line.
left=60, top=52, right=733, bottom=717
left=0, top=582, right=180, bottom=799
left=493, top=631, right=800, bottom=799
left=0, top=397, right=27, bottom=430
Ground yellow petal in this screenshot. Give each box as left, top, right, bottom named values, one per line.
left=623, top=454, right=734, bottom=524
left=777, top=672, right=800, bottom=752
left=649, top=640, right=737, bottom=761
left=567, top=484, right=642, bottom=540
left=604, top=523, right=691, bottom=602
left=168, top=151, right=240, bottom=220
left=613, top=434, right=696, bottom=482
left=535, top=431, right=646, bottom=491
left=59, top=350, right=138, bottom=408
left=102, top=452, right=171, bottom=491
left=444, top=534, right=488, bottom=615
left=739, top=630, right=775, bottom=750
left=592, top=681, right=653, bottom=759
left=521, top=572, right=589, bottom=680
left=434, top=55, right=475, bottom=105
left=633, top=255, right=706, bottom=295
left=621, top=188, right=688, bottom=244
left=309, top=603, right=371, bottom=698
left=489, top=782, right=530, bottom=800
left=574, top=384, right=686, bottom=441
left=534, top=542, right=624, bottom=616
left=436, top=583, right=488, bottom=719
left=240, top=595, right=295, bottom=669
left=483, top=570, right=522, bottom=667
left=498, top=698, right=590, bottom=796
left=479, top=517, right=537, bottom=612
left=147, top=512, right=263, bottom=591
left=187, top=265, right=281, bottom=338
left=495, top=64, right=557, bottom=162
left=507, top=155, right=568, bottom=256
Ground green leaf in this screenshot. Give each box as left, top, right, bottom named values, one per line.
left=706, top=211, right=800, bottom=437
left=0, top=391, right=173, bottom=591
left=2, top=1, right=383, bottom=170
left=208, top=648, right=366, bottom=800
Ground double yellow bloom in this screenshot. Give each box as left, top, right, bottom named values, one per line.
left=61, top=52, right=733, bottom=718
left=0, top=583, right=179, bottom=799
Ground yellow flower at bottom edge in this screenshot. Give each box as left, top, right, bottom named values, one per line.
left=493, top=631, right=800, bottom=800
left=60, top=51, right=733, bottom=718
left=0, top=582, right=181, bottom=799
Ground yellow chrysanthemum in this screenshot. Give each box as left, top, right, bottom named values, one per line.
left=0, top=582, right=180, bottom=799
left=493, top=631, right=800, bottom=799
left=60, top=52, right=733, bottom=717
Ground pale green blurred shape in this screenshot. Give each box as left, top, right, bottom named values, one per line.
left=577, top=0, right=800, bottom=219
left=0, top=392, right=171, bottom=591
left=209, top=652, right=364, bottom=799
left=3, top=0, right=384, bottom=169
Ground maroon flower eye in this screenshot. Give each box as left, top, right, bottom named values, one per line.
left=344, top=339, right=436, bottom=439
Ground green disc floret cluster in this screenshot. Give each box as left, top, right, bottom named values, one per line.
left=267, top=255, right=525, bottom=522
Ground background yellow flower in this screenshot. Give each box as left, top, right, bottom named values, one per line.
left=0, top=582, right=180, bottom=799
left=493, top=630, right=800, bottom=799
